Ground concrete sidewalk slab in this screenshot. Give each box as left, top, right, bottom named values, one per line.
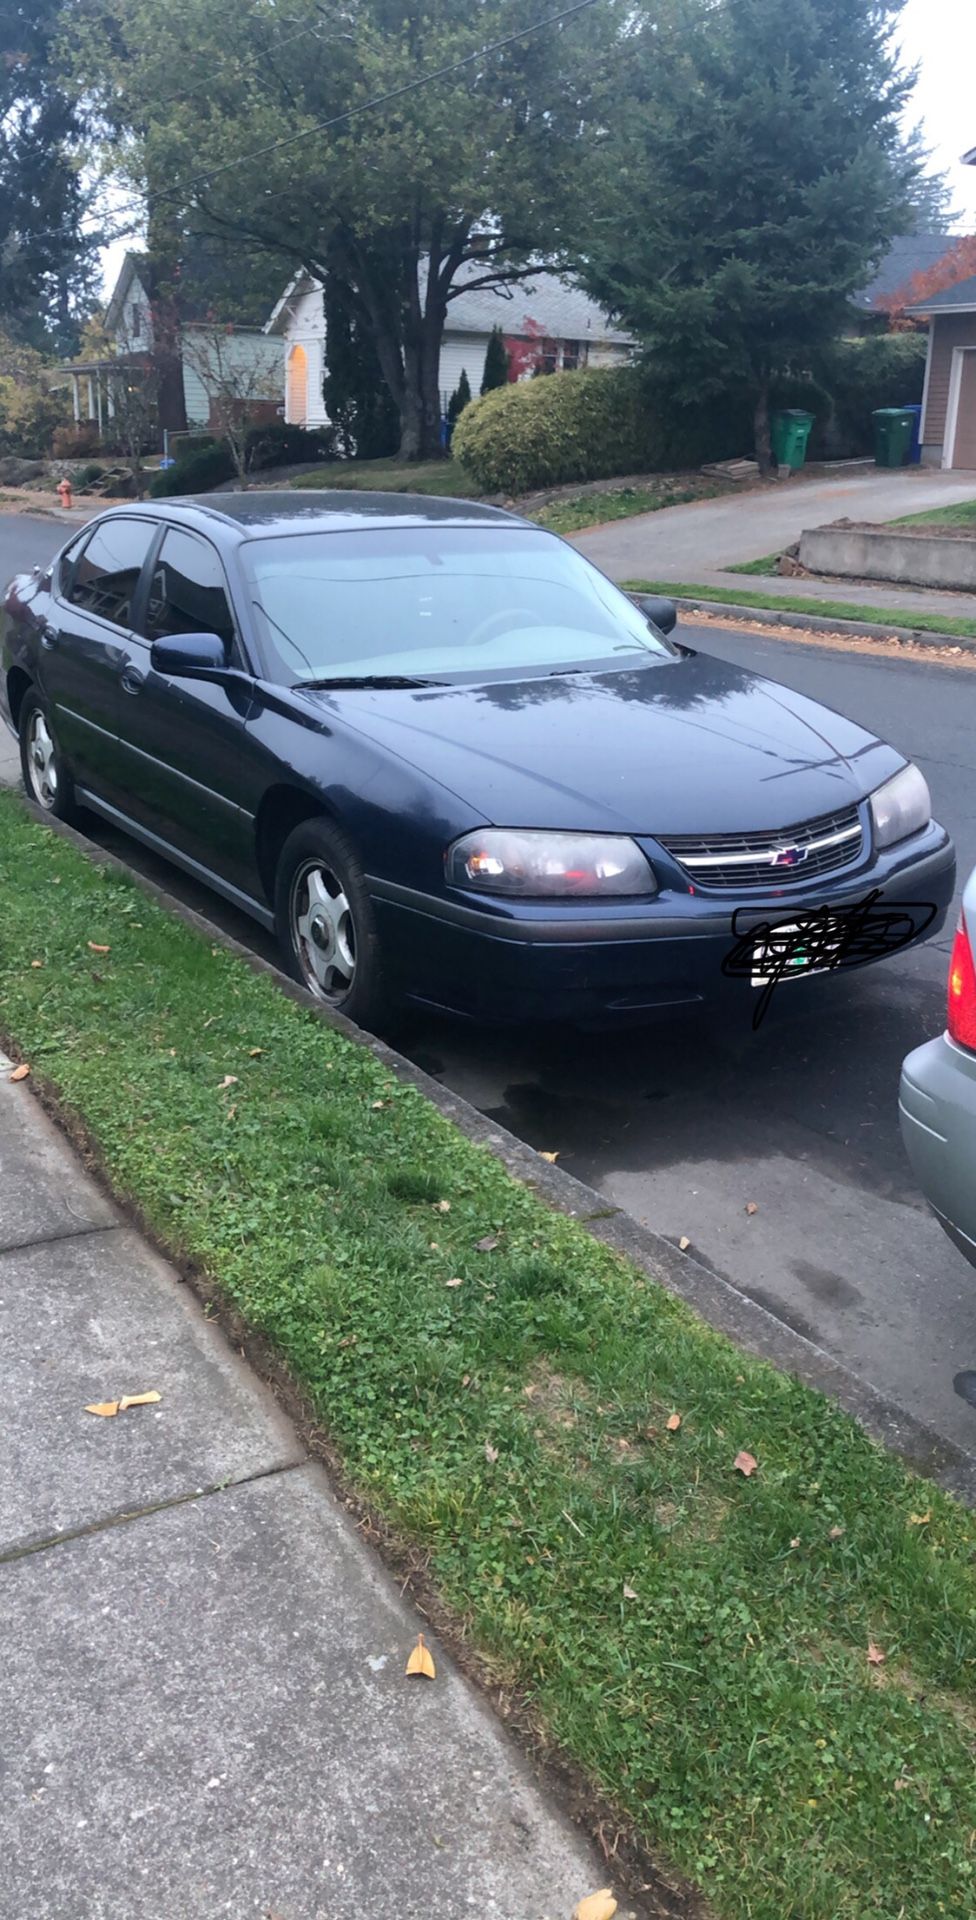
left=0, top=1075, right=118, bottom=1252
left=1, top=1220, right=303, bottom=1555
left=1, top=1464, right=600, bottom=1920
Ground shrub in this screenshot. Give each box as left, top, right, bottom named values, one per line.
left=0, top=331, right=70, bottom=459
left=446, top=368, right=472, bottom=431
left=453, top=365, right=661, bottom=494
left=480, top=325, right=509, bottom=394
left=244, top=418, right=337, bottom=470
left=150, top=440, right=236, bottom=497
left=52, top=422, right=103, bottom=460
left=813, top=334, right=928, bottom=455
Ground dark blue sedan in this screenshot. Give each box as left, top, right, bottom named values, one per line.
left=0, top=493, right=955, bottom=1026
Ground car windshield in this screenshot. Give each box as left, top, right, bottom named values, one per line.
left=240, top=526, right=676, bottom=684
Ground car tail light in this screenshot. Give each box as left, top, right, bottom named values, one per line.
left=947, top=913, right=976, bottom=1051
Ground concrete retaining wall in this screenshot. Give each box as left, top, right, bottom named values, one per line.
left=799, top=524, right=976, bottom=591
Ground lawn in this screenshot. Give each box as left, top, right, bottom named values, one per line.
left=294, top=456, right=480, bottom=497
left=291, top=457, right=729, bottom=532
left=3, top=789, right=976, bottom=1920
left=624, top=576, right=976, bottom=640
left=892, top=497, right=976, bottom=529
left=532, top=478, right=727, bottom=536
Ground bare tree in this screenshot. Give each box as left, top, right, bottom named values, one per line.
left=104, top=354, right=158, bottom=499
left=180, top=325, right=281, bottom=489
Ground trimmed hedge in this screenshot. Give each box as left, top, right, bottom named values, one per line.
left=149, top=440, right=235, bottom=497
left=245, top=419, right=337, bottom=470
left=453, top=365, right=661, bottom=494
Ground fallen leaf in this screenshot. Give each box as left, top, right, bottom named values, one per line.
left=405, top=1633, right=436, bottom=1680
left=790, top=1536, right=801, bottom=1548
left=733, top=1450, right=757, bottom=1477
left=87, top=941, right=110, bottom=954
left=828, top=1525, right=845, bottom=1540
left=475, top=1235, right=499, bottom=1252
left=666, top=1412, right=682, bottom=1432
left=85, top=1400, right=120, bottom=1418
left=678, top=1234, right=691, bottom=1251
left=444, top=1276, right=463, bottom=1289
left=217, top=1075, right=238, bottom=1090
left=744, top=1201, right=759, bottom=1216
left=9, top=1063, right=30, bottom=1082
left=622, top=1583, right=638, bottom=1600
left=434, top=1199, right=451, bottom=1213
left=484, top=1441, right=499, bottom=1464
left=462, top=1373, right=471, bottom=1387
left=867, top=1642, right=886, bottom=1666
left=30, top=959, right=43, bottom=969
left=539, top=1150, right=559, bottom=1163
left=573, top=1892, right=617, bottom=1920
left=908, top=1511, right=931, bottom=1527
left=248, top=1047, right=263, bottom=1058
left=118, top=1391, right=162, bottom=1411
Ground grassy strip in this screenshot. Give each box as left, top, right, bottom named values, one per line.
left=532, top=481, right=726, bottom=536
left=622, top=577, right=976, bottom=639
left=892, top=499, right=976, bottom=528
left=293, top=457, right=481, bottom=497
left=726, top=552, right=784, bottom=576
left=2, top=790, right=976, bottom=1919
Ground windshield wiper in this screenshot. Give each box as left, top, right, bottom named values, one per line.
left=294, top=673, right=446, bottom=690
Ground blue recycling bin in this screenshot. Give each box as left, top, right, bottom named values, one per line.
left=904, top=403, right=922, bottom=465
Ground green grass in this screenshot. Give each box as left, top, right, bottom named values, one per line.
left=891, top=497, right=976, bottom=528
left=727, top=551, right=785, bottom=576
left=623, top=577, right=976, bottom=639
left=293, top=456, right=480, bottom=497
left=3, top=788, right=976, bottom=1919
left=532, top=480, right=726, bottom=536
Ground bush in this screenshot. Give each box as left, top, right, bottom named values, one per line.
left=0, top=331, right=70, bottom=460
left=150, top=440, right=236, bottom=497
left=453, top=365, right=662, bottom=494
left=51, top=422, right=103, bottom=460
left=244, top=418, right=337, bottom=470
left=813, top=334, right=928, bottom=455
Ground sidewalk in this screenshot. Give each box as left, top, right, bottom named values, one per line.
left=647, top=569, right=976, bottom=622
left=0, top=1064, right=607, bottom=1920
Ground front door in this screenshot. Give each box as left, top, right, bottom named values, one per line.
left=114, top=525, right=254, bottom=891
left=42, top=516, right=158, bottom=798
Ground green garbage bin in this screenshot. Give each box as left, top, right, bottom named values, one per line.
left=872, top=407, right=915, bottom=468
left=771, top=409, right=814, bottom=471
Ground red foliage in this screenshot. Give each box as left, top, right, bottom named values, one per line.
left=880, top=234, right=976, bottom=328
left=504, top=316, right=546, bottom=380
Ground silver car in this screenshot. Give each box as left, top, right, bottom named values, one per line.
left=900, top=863, right=976, bottom=1268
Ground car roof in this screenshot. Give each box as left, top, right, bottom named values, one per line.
left=113, top=490, right=528, bottom=539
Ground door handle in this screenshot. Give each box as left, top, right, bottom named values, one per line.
left=120, top=664, right=145, bottom=695
left=40, top=625, right=59, bottom=650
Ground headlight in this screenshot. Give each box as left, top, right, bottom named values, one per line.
left=446, top=829, right=657, bottom=897
left=869, top=764, right=931, bottom=849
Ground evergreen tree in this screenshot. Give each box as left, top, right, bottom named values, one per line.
left=447, top=367, right=471, bottom=429
left=321, top=269, right=399, bottom=460
left=579, top=0, right=932, bottom=470
left=480, top=327, right=509, bottom=393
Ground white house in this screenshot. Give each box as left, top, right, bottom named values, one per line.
left=64, top=252, right=281, bottom=438
left=264, top=262, right=634, bottom=429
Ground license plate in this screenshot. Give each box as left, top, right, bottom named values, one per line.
left=749, top=920, right=844, bottom=988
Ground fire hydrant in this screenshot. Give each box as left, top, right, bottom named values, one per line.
left=57, top=477, right=73, bottom=510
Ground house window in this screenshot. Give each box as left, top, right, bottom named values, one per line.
left=561, top=339, right=586, bottom=372
left=130, top=304, right=142, bottom=341
left=539, top=338, right=559, bottom=376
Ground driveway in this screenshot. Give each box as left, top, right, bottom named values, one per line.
left=572, top=465, right=976, bottom=579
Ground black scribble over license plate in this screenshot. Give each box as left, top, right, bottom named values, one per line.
left=749, top=920, right=846, bottom=988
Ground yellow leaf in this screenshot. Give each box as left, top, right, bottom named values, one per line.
left=87, top=941, right=111, bottom=954
left=444, top=1277, right=463, bottom=1288
left=484, top=1441, right=499, bottom=1464
left=539, top=1150, right=559, bottom=1163
left=248, top=1047, right=263, bottom=1057
left=678, top=1235, right=691, bottom=1251
left=573, top=1892, right=617, bottom=1920
left=30, top=959, right=43, bottom=969
left=434, top=1199, right=451, bottom=1213
left=908, top=1511, right=931, bottom=1527
left=9, top=1063, right=30, bottom=1082
left=733, top=1450, right=757, bottom=1477
left=85, top=1401, right=120, bottom=1418
left=405, top=1633, right=436, bottom=1679
left=622, top=1583, right=638, bottom=1601
left=118, top=1391, right=162, bottom=1412
left=666, top=1412, right=682, bottom=1432
left=217, top=1075, right=238, bottom=1090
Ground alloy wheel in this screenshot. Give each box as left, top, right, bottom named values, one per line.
left=26, top=710, right=59, bottom=809
left=290, top=859, right=356, bottom=1001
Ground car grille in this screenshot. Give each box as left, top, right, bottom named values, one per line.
left=660, top=804, right=863, bottom=890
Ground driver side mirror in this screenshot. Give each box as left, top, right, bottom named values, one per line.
left=150, top=631, right=230, bottom=679
left=636, top=595, right=678, bottom=636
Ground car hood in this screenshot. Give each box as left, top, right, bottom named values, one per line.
left=305, top=652, right=904, bottom=836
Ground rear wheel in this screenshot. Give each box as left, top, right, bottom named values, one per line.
left=274, top=817, right=388, bottom=1029
left=18, top=691, right=80, bottom=822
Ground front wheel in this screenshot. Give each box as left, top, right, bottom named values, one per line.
left=274, top=817, right=388, bottom=1029
left=18, top=691, right=80, bottom=822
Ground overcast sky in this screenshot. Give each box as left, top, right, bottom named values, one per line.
left=96, top=0, right=976, bottom=299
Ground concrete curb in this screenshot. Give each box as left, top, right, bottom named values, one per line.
left=670, top=594, right=976, bottom=655
left=20, top=799, right=976, bottom=1510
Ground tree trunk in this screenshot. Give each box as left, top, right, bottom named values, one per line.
left=146, top=197, right=187, bottom=443
left=753, top=374, right=773, bottom=476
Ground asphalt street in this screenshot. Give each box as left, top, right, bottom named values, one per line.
left=3, top=514, right=976, bottom=1464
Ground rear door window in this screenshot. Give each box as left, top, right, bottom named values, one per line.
left=141, top=528, right=238, bottom=654
left=66, top=518, right=157, bottom=629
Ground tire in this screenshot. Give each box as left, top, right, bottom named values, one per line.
left=18, top=689, right=80, bottom=822
left=274, top=816, right=388, bottom=1028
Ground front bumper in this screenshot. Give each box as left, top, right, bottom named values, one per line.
left=371, top=823, right=955, bottom=1022
left=900, top=1030, right=976, bottom=1270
